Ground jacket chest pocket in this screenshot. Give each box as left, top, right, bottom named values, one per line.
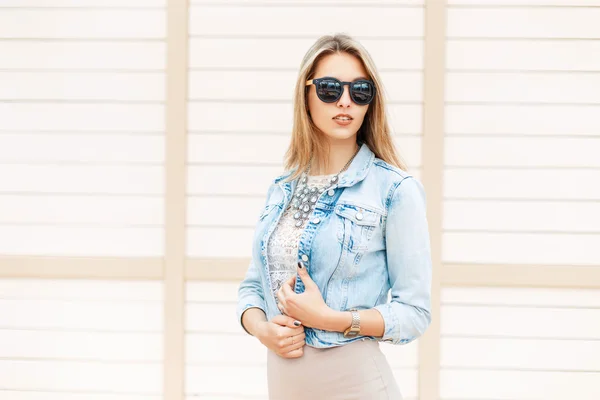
left=334, top=203, right=382, bottom=251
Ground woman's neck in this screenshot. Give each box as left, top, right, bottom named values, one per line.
left=309, top=141, right=360, bottom=176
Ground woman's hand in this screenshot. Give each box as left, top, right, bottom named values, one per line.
left=255, top=315, right=306, bottom=359
left=276, top=263, right=332, bottom=329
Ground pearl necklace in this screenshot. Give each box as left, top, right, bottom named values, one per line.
left=290, top=146, right=360, bottom=229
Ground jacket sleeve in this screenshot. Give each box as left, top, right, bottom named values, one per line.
left=373, top=176, right=432, bottom=345
left=236, top=183, right=276, bottom=335
left=236, top=258, right=267, bottom=336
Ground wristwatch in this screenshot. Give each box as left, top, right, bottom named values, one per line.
left=343, top=308, right=361, bottom=338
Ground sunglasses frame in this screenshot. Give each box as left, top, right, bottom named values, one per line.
left=305, top=76, right=376, bottom=105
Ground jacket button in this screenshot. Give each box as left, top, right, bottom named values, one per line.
left=355, top=212, right=363, bottom=220
left=312, top=217, right=321, bottom=224
left=327, top=189, right=335, bottom=196
left=301, top=254, right=309, bottom=262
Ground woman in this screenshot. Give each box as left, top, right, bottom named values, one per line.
left=236, top=33, right=432, bottom=399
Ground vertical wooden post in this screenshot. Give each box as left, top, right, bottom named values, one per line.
left=420, top=0, right=446, bottom=399
left=164, top=1, right=188, bottom=399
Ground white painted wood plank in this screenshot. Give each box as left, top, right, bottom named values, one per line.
left=188, top=196, right=265, bottom=227
left=0, top=360, right=162, bottom=394
left=187, top=134, right=287, bottom=164
left=379, top=340, right=419, bottom=368
left=447, top=72, right=600, bottom=104
left=0, top=279, right=163, bottom=300
left=443, top=232, right=600, bottom=265
left=0, top=225, right=163, bottom=257
left=186, top=303, right=242, bottom=333
left=0, top=330, right=162, bottom=361
left=0, top=0, right=165, bottom=6
left=0, top=165, right=163, bottom=194
left=188, top=103, right=422, bottom=135
left=186, top=333, right=267, bottom=365
left=189, top=6, right=423, bottom=37
left=440, top=369, right=600, bottom=399
left=0, top=195, right=163, bottom=225
left=187, top=102, right=294, bottom=134
left=189, top=71, right=422, bottom=102
left=185, top=397, right=265, bottom=400
left=186, top=281, right=240, bottom=302
left=442, top=337, right=600, bottom=370
left=187, top=228, right=253, bottom=258
left=187, top=134, right=422, bottom=167
left=442, top=305, right=600, bottom=339
left=0, top=104, right=164, bottom=131
left=444, top=200, right=600, bottom=233
left=185, top=365, right=267, bottom=397
left=0, top=72, right=165, bottom=101
left=445, top=137, right=600, bottom=167
left=449, top=0, right=600, bottom=5
left=447, top=40, right=600, bottom=71
left=444, top=169, right=600, bottom=200
left=442, top=287, right=600, bottom=307
left=0, top=392, right=160, bottom=400
left=0, top=9, right=165, bottom=39
left=392, top=370, right=418, bottom=399
left=191, top=0, right=424, bottom=4
left=445, top=104, right=600, bottom=135
left=448, top=8, right=600, bottom=38
left=189, top=38, right=424, bottom=70
left=187, top=166, right=279, bottom=196
left=0, top=133, right=164, bottom=163
left=0, top=298, right=162, bottom=331
left=0, top=42, right=165, bottom=70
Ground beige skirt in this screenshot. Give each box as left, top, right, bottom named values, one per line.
left=266, top=338, right=403, bottom=400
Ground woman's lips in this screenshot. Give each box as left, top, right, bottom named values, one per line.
left=333, top=117, right=353, bottom=126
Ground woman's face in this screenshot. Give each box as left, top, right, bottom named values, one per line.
left=307, top=52, right=371, bottom=143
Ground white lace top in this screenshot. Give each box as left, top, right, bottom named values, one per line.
left=267, top=173, right=336, bottom=301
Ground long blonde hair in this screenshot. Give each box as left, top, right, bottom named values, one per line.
left=282, top=33, right=408, bottom=182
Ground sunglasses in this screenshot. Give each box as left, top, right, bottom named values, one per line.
left=305, top=76, right=376, bottom=105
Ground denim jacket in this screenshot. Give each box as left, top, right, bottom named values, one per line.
left=236, top=142, right=432, bottom=348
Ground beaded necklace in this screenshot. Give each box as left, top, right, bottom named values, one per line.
left=290, top=146, right=360, bottom=229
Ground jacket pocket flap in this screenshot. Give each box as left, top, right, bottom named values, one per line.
left=334, top=204, right=380, bottom=227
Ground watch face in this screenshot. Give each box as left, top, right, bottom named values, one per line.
left=344, top=329, right=360, bottom=338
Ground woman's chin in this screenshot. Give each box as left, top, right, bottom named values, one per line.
left=322, top=127, right=358, bottom=141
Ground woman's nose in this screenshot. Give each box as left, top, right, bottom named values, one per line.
left=337, top=85, right=352, bottom=107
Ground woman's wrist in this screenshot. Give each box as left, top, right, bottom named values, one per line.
left=241, top=307, right=267, bottom=337
left=320, top=309, right=353, bottom=332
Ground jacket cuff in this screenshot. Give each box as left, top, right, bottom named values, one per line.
left=373, top=304, right=414, bottom=345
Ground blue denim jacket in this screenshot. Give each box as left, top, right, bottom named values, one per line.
left=237, top=142, right=432, bottom=348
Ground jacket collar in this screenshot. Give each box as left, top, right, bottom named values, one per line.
left=274, top=142, right=375, bottom=188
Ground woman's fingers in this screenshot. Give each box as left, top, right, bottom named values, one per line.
left=276, top=286, right=290, bottom=315
left=277, top=301, right=288, bottom=315
left=280, top=280, right=295, bottom=298
left=282, top=339, right=306, bottom=354
left=284, top=274, right=296, bottom=288
left=278, top=332, right=306, bottom=352
left=282, top=347, right=304, bottom=359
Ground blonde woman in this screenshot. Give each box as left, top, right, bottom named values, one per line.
left=237, top=33, right=432, bottom=399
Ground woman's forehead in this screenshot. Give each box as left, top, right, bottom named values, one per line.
left=314, top=53, right=368, bottom=79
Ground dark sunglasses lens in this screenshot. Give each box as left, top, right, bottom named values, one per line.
left=351, top=81, right=375, bottom=104
left=316, top=79, right=342, bottom=102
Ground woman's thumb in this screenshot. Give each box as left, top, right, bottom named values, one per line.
left=297, top=262, right=315, bottom=285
